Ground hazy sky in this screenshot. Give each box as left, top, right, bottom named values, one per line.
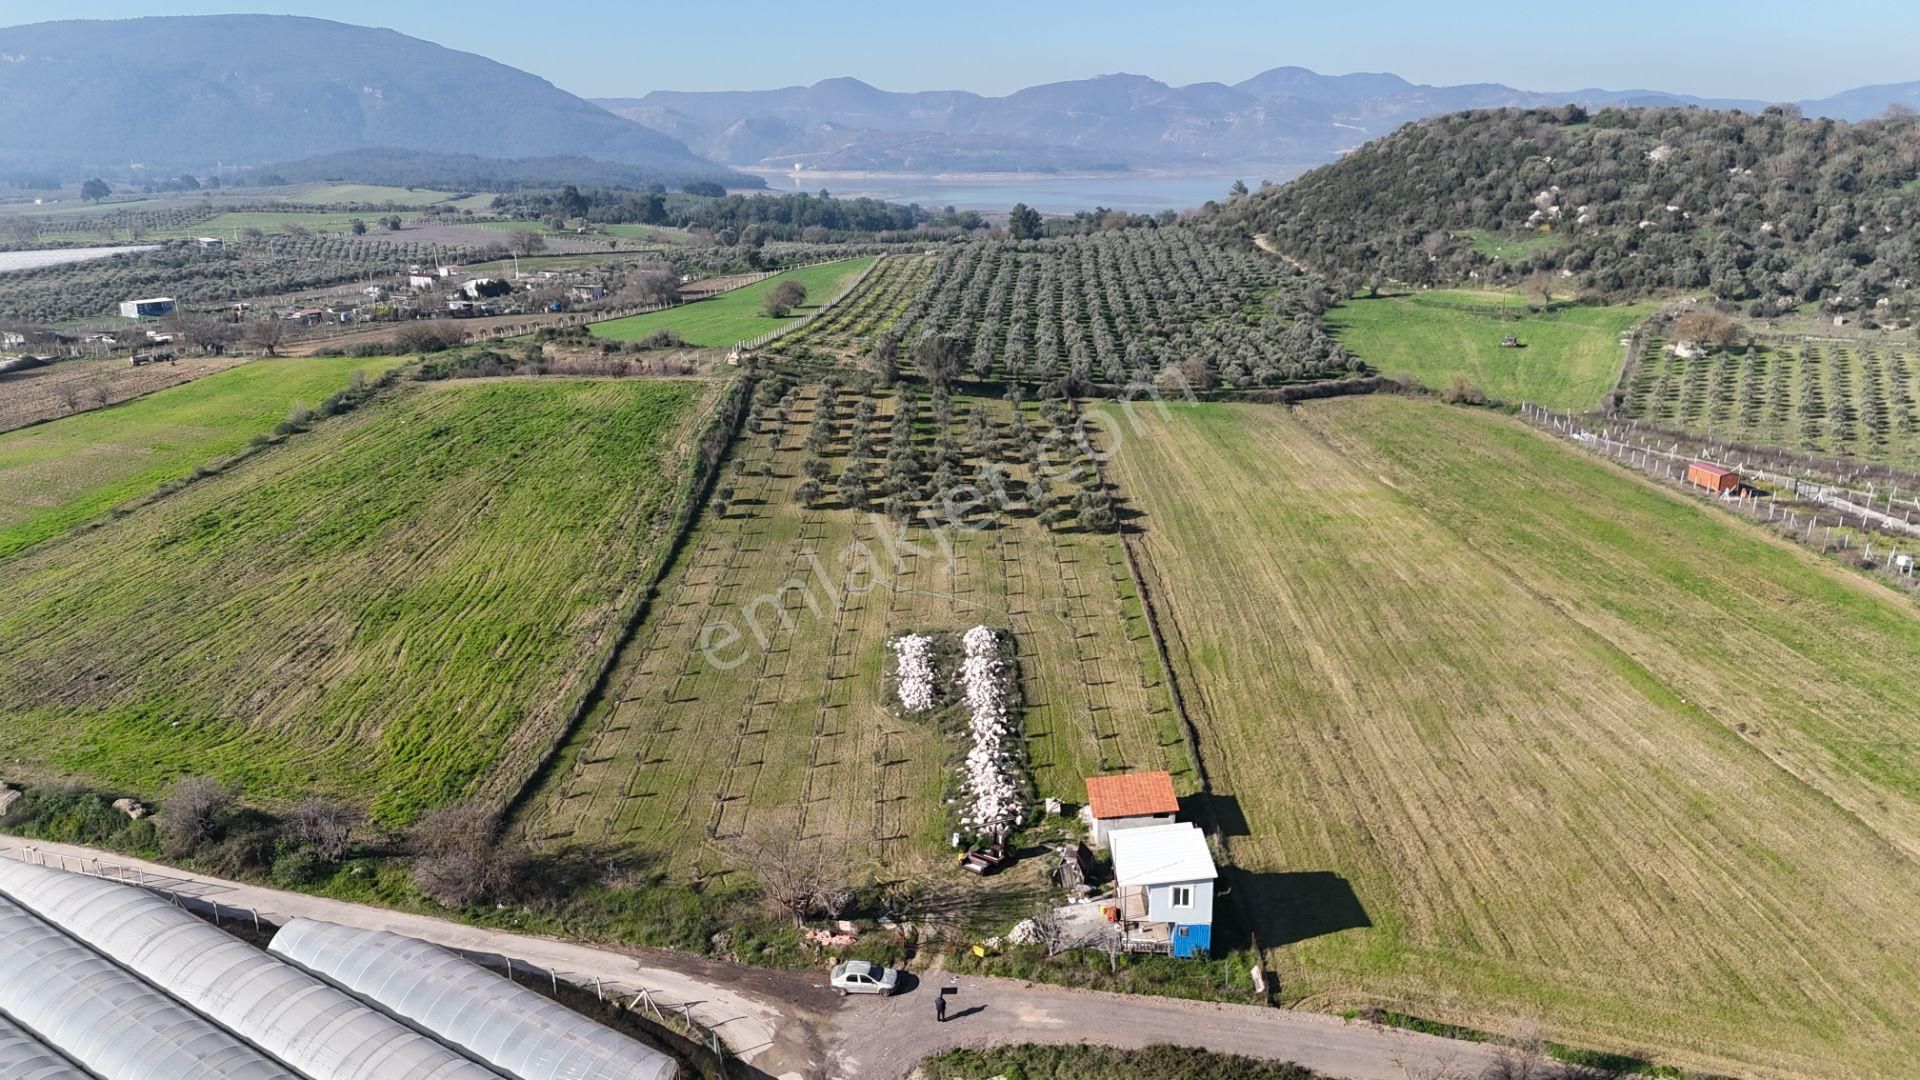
left=1, top=0, right=1914, bottom=102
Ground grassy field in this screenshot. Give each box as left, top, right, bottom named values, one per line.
left=1617, top=333, right=1920, bottom=466
left=1105, top=396, right=1920, bottom=1078
left=1461, top=229, right=1562, bottom=262
left=590, top=258, right=874, bottom=348
left=286, top=184, right=481, bottom=208
left=0, top=355, right=405, bottom=559
left=1325, top=289, right=1655, bottom=410
left=518, top=385, right=1183, bottom=874
left=0, top=378, right=716, bottom=820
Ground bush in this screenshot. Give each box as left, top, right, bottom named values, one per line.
left=158, top=775, right=237, bottom=858
left=922, top=1044, right=1324, bottom=1080
left=271, top=844, right=329, bottom=887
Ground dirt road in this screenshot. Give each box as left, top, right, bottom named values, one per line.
left=0, top=838, right=1537, bottom=1080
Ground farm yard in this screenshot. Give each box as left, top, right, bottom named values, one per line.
left=1104, top=395, right=1920, bottom=1077
left=0, top=377, right=717, bottom=820
left=1325, top=289, right=1655, bottom=409
left=0, top=353, right=248, bottom=434
left=0, top=354, right=403, bottom=558
left=1615, top=332, right=1920, bottom=467
left=590, top=257, right=874, bottom=347
left=518, top=381, right=1187, bottom=875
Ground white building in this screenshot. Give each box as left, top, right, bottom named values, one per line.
left=117, top=297, right=175, bottom=319
left=1109, top=821, right=1217, bottom=958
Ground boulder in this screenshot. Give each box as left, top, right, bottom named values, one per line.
left=0, top=786, right=20, bottom=818
left=111, top=797, right=148, bottom=820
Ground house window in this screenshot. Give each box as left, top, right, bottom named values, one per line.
left=1170, top=885, right=1193, bottom=908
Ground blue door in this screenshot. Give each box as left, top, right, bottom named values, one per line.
left=1172, top=922, right=1211, bottom=958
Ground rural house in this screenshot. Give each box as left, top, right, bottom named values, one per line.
left=1083, top=770, right=1180, bottom=849
left=1109, top=822, right=1217, bottom=958
left=117, top=297, right=176, bottom=319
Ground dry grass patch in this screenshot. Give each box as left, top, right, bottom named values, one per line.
left=1103, top=396, right=1920, bottom=1078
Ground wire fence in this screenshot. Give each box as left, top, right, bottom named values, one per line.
left=730, top=256, right=882, bottom=355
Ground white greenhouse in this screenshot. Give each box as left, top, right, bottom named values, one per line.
left=0, top=859, right=502, bottom=1080
left=270, top=920, right=678, bottom=1080
left=0, top=860, right=681, bottom=1080
left=0, top=894, right=297, bottom=1080
left=0, top=1012, right=90, bottom=1080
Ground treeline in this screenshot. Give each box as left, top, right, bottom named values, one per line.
left=491, top=186, right=954, bottom=240
left=1206, top=106, right=1920, bottom=311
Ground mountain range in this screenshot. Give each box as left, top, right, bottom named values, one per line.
left=0, top=15, right=747, bottom=186
left=600, top=70, right=1920, bottom=175
left=3, top=13, right=1919, bottom=188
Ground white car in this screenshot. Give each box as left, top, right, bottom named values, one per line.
left=829, top=960, right=898, bottom=996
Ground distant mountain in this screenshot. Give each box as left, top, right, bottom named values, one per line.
left=0, top=14, right=748, bottom=185
left=599, top=67, right=1920, bottom=175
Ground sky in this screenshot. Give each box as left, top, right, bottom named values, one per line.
left=0, top=0, right=1915, bottom=102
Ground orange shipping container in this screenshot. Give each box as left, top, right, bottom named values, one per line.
left=1686, top=461, right=1740, bottom=493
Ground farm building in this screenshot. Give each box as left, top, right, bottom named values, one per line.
left=195, top=236, right=223, bottom=249
left=571, top=284, right=606, bottom=302
left=1685, top=461, right=1741, bottom=494
left=117, top=297, right=175, bottom=319
left=0, top=858, right=680, bottom=1080
left=1083, top=770, right=1181, bottom=849
left=1108, top=821, right=1217, bottom=958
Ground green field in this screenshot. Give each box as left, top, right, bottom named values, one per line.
left=519, top=385, right=1183, bottom=873
left=289, top=183, right=491, bottom=209
left=590, top=258, right=873, bottom=348
left=1326, top=289, right=1655, bottom=409
left=0, top=378, right=715, bottom=820
left=1106, top=396, right=1920, bottom=1077
left=1461, top=229, right=1562, bottom=262
left=0, top=356, right=405, bottom=559
left=1618, top=333, right=1920, bottom=466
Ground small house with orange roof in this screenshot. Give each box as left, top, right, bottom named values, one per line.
left=1083, top=770, right=1180, bottom=849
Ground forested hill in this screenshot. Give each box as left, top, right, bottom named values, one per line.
left=0, top=15, right=743, bottom=183
left=1204, top=106, right=1920, bottom=312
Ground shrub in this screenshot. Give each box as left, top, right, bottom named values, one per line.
left=158, top=776, right=237, bottom=858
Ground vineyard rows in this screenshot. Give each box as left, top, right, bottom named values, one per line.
left=782, top=254, right=932, bottom=358
left=1617, top=336, right=1920, bottom=466
left=523, top=381, right=1187, bottom=869
left=0, top=235, right=478, bottom=324
left=876, top=230, right=1362, bottom=388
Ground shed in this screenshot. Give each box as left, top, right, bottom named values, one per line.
left=1685, top=461, right=1741, bottom=494
left=1083, top=770, right=1180, bottom=849
left=1109, top=822, right=1217, bottom=958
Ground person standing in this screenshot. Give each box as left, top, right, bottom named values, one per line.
left=935, top=993, right=948, bottom=1023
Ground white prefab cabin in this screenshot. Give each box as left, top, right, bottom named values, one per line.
left=1109, top=821, right=1217, bottom=958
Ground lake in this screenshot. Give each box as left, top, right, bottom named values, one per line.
left=747, top=169, right=1313, bottom=214
left=0, top=245, right=158, bottom=273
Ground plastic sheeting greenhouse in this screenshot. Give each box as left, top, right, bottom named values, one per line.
left=0, top=861, right=682, bottom=1080
left=270, top=920, right=678, bottom=1080
left=0, top=1012, right=90, bottom=1080
left=0, top=859, right=503, bottom=1080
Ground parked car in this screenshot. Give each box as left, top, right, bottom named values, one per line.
left=829, top=960, right=898, bottom=996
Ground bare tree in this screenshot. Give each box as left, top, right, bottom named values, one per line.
left=509, top=230, right=548, bottom=257
left=159, top=776, right=237, bottom=857
left=410, top=800, right=525, bottom=908
left=287, top=798, right=364, bottom=862
left=244, top=317, right=291, bottom=356
left=714, top=814, right=851, bottom=926
left=54, top=381, right=80, bottom=414
left=1, top=214, right=37, bottom=246
left=1522, top=270, right=1557, bottom=310
left=618, top=262, right=681, bottom=308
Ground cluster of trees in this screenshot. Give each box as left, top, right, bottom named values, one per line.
left=0, top=235, right=476, bottom=324
left=883, top=229, right=1359, bottom=391
left=491, top=186, right=943, bottom=242
left=1207, top=105, right=1920, bottom=310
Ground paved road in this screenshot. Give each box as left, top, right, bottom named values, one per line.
left=0, top=838, right=1536, bottom=1080
left=825, top=975, right=1523, bottom=1080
